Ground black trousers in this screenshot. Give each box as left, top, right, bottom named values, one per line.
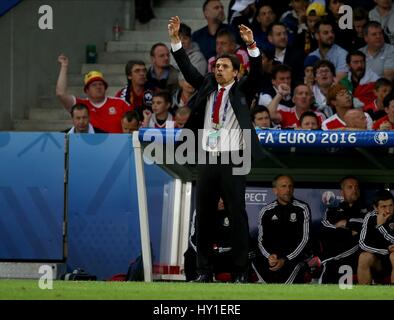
left=195, top=152, right=249, bottom=274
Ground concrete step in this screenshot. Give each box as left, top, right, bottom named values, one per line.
left=135, top=19, right=206, bottom=32
left=106, top=41, right=171, bottom=53
left=154, top=7, right=204, bottom=20
left=98, top=51, right=151, bottom=64
left=81, top=63, right=125, bottom=75
left=121, top=30, right=169, bottom=42
left=68, top=73, right=127, bottom=86
left=29, top=107, right=71, bottom=121
left=39, top=96, right=65, bottom=109
left=13, top=119, right=73, bottom=132
left=67, top=85, right=122, bottom=97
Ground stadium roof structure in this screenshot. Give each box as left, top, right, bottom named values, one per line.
left=138, top=129, right=394, bottom=185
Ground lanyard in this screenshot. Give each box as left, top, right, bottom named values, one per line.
left=211, top=90, right=230, bottom=128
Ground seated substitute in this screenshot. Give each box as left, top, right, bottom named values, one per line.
left=319, top=175, right=369, bottom=283
left=252, top=175, right=313, bottom=284
left=65, top=103, right=106, bottom=134
left=358, top=189, right=394, bottom=285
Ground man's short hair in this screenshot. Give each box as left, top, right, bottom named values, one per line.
left=175, top=107, right=191, bottom=117
left=122, top=110, right=140, bottom=123
left=373, top=189, right=394, bottom=207
left=150, top=42, right=168, bottom=57
left=299, top=110, right=319, bottom=125
left=71, top=103, right=89, bottom=117
left=346, top=50, right=366, bottom=65
left=363, top=21, right=383, bottom=37
left=216, top=28, right=236, bottom=43
left=125, top=60, right=146, bottom=77
left=339, top=175, right=360, bottom=190
left=179, top=23, right=192, bottom=38
left=250, top=105, right=270, bottom=122
left=267, top=22, right=287, bottom=36
left=313, top=59, right=336, bottom=77
left=353, top=6, right=369, bottom=22
left=272, top=64, right=292, bottom=79
left=383, top=91, right=394, bottom=108
left=314, top=18, right=335, bottom=34
left=215, top=52, right=241, bottom=72
left=272, top=174, right=294, bottom=188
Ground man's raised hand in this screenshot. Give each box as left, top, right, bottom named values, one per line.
left=58, top=54, right=69, bottom=67
left=239, top=24, right=254, bottom=46
left=168, top=16, right=181, bottom=43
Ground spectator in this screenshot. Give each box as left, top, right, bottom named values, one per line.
left=267, top=83, right=326, bottom=129
left=171, top=75, right=197, bottom=111
left=252, top=175, right=312, bottom=284
left=294, top=2, right=327, bottom=57
left=207, top=29, right=250, bottom=78
left=363, top=77, right=393, bottom=120
left=360, top=21, right=394, bottom=80
left=147, top=43, right=179, bottom=94
left=56, top=54, right=130, bottom=133
left=298, top=110, right=320, bottom=130
left=174, top=107, right=191, bottom=128
left=358, top=189, right=394, bottom=285
left=121, top=110, right=141, bottom=133
left=340, top=50, right=379, bottom=106
left=307, top=19, right=348, bottom=81
left=320, top=175, right=369, bottom=283
left=344, top=108, right=368, bottom=130
left=251, top=105, right=276, bottom=129
left=258, top=64, right=293, bottom=109
left=253, top=3, right=276, bottom=50
left=267, top=22, right=305, bottom=82
left=303, top=55, right=320, bottom=90
left=66, top=103, right=106, bottom=134
left=322, top=83, right=373, bottom=130
left=373, top=91, right=394, bottom=129
left=192, top=0, right=233, bottom=60
left=280, top=0, right=309, bottom=46
left=368, top=0, right=394, bottom=37
left=312, top=59, right=336, bottom=118
left=170, top=23, right=208, bottom=77
left=142, top=91, right=174, bottom=128
left=229, top=0, right=257, bottom=32
left=351, top=7, right=369, bottom=50
left=116, top=60, right=154, bottom=115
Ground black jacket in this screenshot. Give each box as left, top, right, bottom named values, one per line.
left=258, top=198, right=311, bottom=261
left=171, top=46, right=264, bottom=162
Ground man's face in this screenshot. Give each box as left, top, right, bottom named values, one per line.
left=152, top=45, right=170, bottom=69
left=254, top=111, right=271, bottom=128
left=121, top=118, right=139, bottom=133
left=364, top=26, right=385, bottom=49
left=375, top=0, right=392, bottom=10
left=346, top=110, right=367, bottom=129
left=180, top=34, right=192, bottom=49
left=204, top=0, right=225, bottom=22
left=272, top=71, right=292, bottom=88
left=85, top=80, right=106, bottom=100
left=315, top=66, right=334, bottom=87
left=72, top=108, right=90, bottom=133
left=268, top=25, right=288, bottom=50
left=128, top=64, right=147, bottom=86
left=341, top=178, right=360, bottom=204
left=375, top=199, right=394, bottom=218
left=293, top=85, right=312, bottom=110
left=328, top=0, right=344, bottom=16
left=349, top=55, right=366, bottom=79
left=214, top=57, right=238, bottom=86
left=274, top=176, right=294, bottom=205
left=353, top=19, right=367, bottom=37
left=300, top=115, right=319, bottom=130
left=316, top=24, right=335, bottom=48
left=333, top=90, right=353, bottom=109
left=257, top=5, right=276, bottom=29
left=216, top=35, right=235, bottom=55
left=375, top=85, right=391, bottom=102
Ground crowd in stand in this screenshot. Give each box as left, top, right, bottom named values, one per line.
left=56, top=0, right=394, bottom=134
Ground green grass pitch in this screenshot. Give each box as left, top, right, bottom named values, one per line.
left=0, top=280, right=393, bottom=300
